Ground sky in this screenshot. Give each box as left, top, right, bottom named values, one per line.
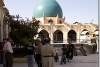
left=4, top=0, right=98, bottom=24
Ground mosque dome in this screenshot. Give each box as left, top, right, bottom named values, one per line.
left=33, top=0, right=63, bottom=18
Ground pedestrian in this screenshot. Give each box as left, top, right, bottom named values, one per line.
left=41, top=38, right=55, bottom=67
left=34, top=39, right=42, bottom=67
left=0, top=42, right=3, bottom=64
left=79, top=44, right=87, bottom=56
left=54, top=48, right=59, bottom=62
left=3, top=38, right=13, bottom=67
left=26, top=43, right=35, bottom=67
left=60, top=44, right=67, bottom=64
left=67, top=42, right=74, bottom=62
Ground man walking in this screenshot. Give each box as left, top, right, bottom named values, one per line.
left=60, top=44, right=67, bottom=64
left=67, top=42, right=74, bottom=62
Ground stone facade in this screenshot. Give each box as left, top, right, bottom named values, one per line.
left=33, top=17, right=98, bottom=45
left=0, top=0, right=9, bottom=42
left=32, top=0, right=98, bottom=46
left=0, top=0, right=4, bottom=7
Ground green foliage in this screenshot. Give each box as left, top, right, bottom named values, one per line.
left=9, top=17, right=39, bottom=46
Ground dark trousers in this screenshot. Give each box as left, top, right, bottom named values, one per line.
left=67, top=51, right=73, bottom=62
left=35, top=54, right=42, bottom=67
left=0, top=53, right=3, bottom=64
left=27, top=55, right=34, bottom=67
left=60, top=55, right=66, bottom=64
left=54, top=54, right=59, bottom=62
left=3, top=53, right=13, bottom=67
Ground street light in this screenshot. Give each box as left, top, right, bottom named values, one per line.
left=48, top=19, right=53, bottom=44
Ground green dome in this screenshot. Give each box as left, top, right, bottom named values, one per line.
left=33, top=0, right=63, bottom=18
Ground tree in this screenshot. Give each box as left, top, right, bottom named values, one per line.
left=9, top=16, right=39, bottom=46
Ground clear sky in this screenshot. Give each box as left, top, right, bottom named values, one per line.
left=4, top=0, right=98, bottom=24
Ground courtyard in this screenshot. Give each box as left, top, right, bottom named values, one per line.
left=0, top=54, right=98, bottom=67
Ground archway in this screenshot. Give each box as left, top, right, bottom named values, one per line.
left=53, top=30, right=63, bottom=43
left=38, top=30, right=49, bottom=41
left=81, top=29, right=89, bottom=35
left=80, top=29, right=90, bottom=43
left=68, top=30, right=76, bottom=43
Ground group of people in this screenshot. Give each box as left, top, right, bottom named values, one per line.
left=1, top=37, right=55, bottom=67
left=1, top=37, right=75, bottom=67
left=27, top=38, right=75, bottom=67
left=26, top=37, right=55, bottom=67
left=60, top=43, right=75, bottom=64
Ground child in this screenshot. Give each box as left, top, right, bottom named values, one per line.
left=54, top=49, right=59, bottom=62
left=54, top=52, right=59, bottom=62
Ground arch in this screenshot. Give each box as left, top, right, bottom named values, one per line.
left=80, top=29, right=89, bottom=35
left=68, top=30, right=77, bottom=43
left=80, top=29, right=90, bottom=43
left=82, top=29, right=88, bottom=31
left=38, top=29, right=49, bottom=40
left=53, top=30, right=63, bottom=43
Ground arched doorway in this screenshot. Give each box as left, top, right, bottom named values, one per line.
left=80, top=29, right=90, bottom=43
left=38, top=30, right=49, bottom=41
left=53, top=30, right=63, bottom=43
left=68, top=30, right=76, bottom=43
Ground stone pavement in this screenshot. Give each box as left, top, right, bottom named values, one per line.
left=0, top=54, right=99, bottom=67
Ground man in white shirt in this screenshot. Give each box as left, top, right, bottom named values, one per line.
left=3, top=38, right=13, bottom=67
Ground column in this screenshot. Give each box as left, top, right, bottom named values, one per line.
left=96, top=36, right=99, bottom=53
left=63, top=31, right=67, bottom=44
left=77, top=32, right=80, bottom=43
left=0, top=8, right=4, bottom=42
left=5, top=22, right=9, bottom=38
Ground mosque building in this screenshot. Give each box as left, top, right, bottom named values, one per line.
left=0, top=0, right=99, bottom=55
left=0, top=0, right=98, bottom=47
left=32, top=0, right=98, bottom=46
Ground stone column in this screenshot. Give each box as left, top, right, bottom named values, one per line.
left=96, top=36, right=99, bottom=53
left=77, top=32, right=80, bottom=43
left=0, top=7, right=4, bottom=42
left=5, top=22, right=9, bottom=38
left=63, top=31, right=68, bottom=44
left=50, top=32, right=53, bottom=44
left=48, top=20, right=53, bottom=44
left=48, top=26, right=53, bottom=44
left=0, top=0, right=5, bottom=7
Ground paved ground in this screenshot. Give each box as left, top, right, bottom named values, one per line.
left=0, top=54, right=99, bottom=67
